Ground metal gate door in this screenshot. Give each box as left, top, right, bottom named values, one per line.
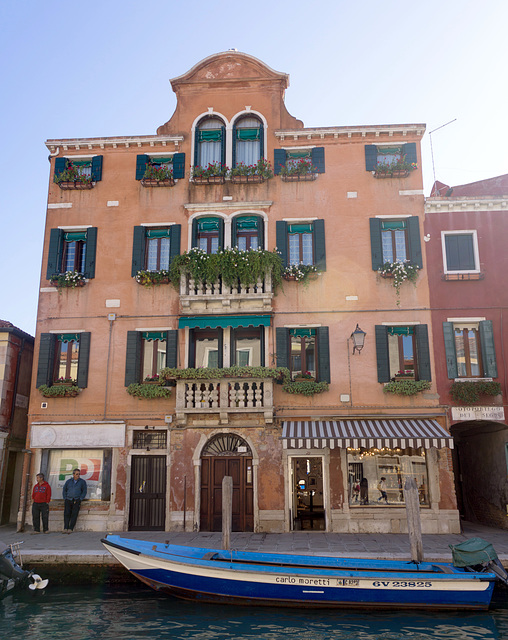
left=129, top=456, right=166, bottom=530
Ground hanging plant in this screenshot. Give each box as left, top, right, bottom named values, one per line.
left=159, top=366, right=289, bottom=382
left=378, top=260, right=419, bottom=305
left=126, top=383, right=172, bottom=399
left=383, top=380, right=431, bottom=396
left=39, top=384, right=80, bottom=398
left=449, top=380, right=502, bottom=405
left=283, top=263, right=321, bottom=285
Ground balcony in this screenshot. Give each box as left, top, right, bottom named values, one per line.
left=175, top=377, right=274, bottom=425
left=179, top=271, right=274, bottom=313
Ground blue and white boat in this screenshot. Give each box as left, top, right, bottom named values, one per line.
left=102, top=535, right=504, bottom=610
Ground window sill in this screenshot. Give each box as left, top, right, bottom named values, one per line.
left=192, top=176, right=226, bottom=185
left=49, top=279, right=86, bottom=289
left=140, top=178, right=175, bottom=187
left=281, top=173, right=317, bottom=182
left=442, top=272, right=484, bottom=281
left=373, top=170, right=410, bottom=179
left=230, top=175, right=267, bottom=184
left=57, top=181, right=95, bottom=190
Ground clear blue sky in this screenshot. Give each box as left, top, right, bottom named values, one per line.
left=1, top=0, right=507, bottom=335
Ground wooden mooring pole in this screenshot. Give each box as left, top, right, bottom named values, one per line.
left=222, top=476, right=233, bottom=550
left=404, top=476, right=424, bottom=563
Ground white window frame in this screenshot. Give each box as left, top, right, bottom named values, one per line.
left=441, top=230, right=480, bottom=274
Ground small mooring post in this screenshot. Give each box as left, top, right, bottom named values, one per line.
left=404, top=476, right=423, bottom=563
left=222, top=475, right=233, bottom=550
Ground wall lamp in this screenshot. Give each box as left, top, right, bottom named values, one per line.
left=350, top=324, right=366, bottom=355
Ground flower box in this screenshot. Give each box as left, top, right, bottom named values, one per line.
left=140, top=178, right=175, bottom=187
left=193, top=176, right=226, bottom=185
left=374, top=171, right=410, bottom=179
left=281, top=173, right=317, bottom=182
left=57, top=181, right=94, bottom=190
left=230, top=175, right=265, bottom=184
left=294, top=376, right=315, bottom=383
left=50, top=279, right=86, bottom=288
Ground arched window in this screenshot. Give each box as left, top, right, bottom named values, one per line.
left=192, top=216, right=224, bottom=254
left=195, top=117, right=225, bottom=168
left=232, top=215, right=264, bottom=251
left=233, top=116, right=263, bottom=167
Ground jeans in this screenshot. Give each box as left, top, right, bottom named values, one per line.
left=32, top=502, right=49, bottom=532
left=64, top=499, right=82, bottom=530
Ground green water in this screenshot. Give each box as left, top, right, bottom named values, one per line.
left=1, top=585, right=507, bottom=640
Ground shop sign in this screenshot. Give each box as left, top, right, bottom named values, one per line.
left=451, top=406, right=505, bottom=422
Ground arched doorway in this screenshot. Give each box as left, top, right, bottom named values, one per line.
left=200, top=433, right=253, bottom=532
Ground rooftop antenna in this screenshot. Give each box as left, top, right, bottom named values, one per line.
left=429, top=119, right=457, bottom=191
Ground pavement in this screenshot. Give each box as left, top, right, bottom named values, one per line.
left=1, top=520, right=508, bottom=567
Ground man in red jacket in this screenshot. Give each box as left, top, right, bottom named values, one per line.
left=32, top=473, right=52, bottom=533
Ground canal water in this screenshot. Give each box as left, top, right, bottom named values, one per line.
left=1, top=584, right=507, bottom=640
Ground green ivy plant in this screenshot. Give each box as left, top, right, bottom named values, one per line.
left=449, top=380, right=502, bottom=405
left=126, top=383, right=172, bottom=399
left=135, top=270, right=171, bottom=287
left=159, top=365, right=289, bottom=382
left=282, top=379, right=329, bottom=396
left=383, top=380, right=431, bottom=396
left=39, top=384, right=80, bottom=398
left=169, top=247, right=283, bottom=291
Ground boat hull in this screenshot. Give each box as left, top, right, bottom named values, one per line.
left=102, top=536, right=496, bottom=610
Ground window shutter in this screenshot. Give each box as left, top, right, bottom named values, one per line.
left=125, top=331, right=142, bottom=386
left=365, top=145, right=378, bottom=171
left=314, top=219, right=326, bottom=271
left=232, top=122, right=237, bottom=168
left=172, top=153, right=185, bottom=179
left=442, top=322, right=458, bottom=379
left=46, top=228, right=64, bottom=279
left=36, top=333, right=55, bottom=388
left=276, top=221, right=288, bottom=267
left=131, top=226, right=146, bottom=276
left=445, top=234, right=475, bottom=271
left=83, top=227, right=97, bottom=279
left=414, top=324, right=431, bottom=381
left=275, top=328, right=289, bottom=369
left=316, top=326, right=330, bottom=383
left=76, top=332, right=91, bottom=388
left=402, top=143, right=417, bottom=165
left=375, top=325, right=390, bottom=383
left=369, top=218, right=383, bottom=270
left=257, top=218, right=264, bottom=250
left=259, top=123, right=264, bottom=160
left=220, top=126, right=226, bottom=167
left=54, top=157, right=67, bottom=179
left=218, top=218, right=224, bottom=250
left=102, top=450, right=112, bottom=501
left=165, top=330, right=178, bottom=368
left=479, top=320, right=498, bottom=378
left=91, top=156, right=103, bottom=182
left=274, top=149, right=287, bottom=175
left=191, top=219, right=199, bottom=248
left=170, top=225, right=181, bottom=261
left=407, top=216, right=423, bottom=268
left=136, top=155, right=149, bottom=180
left=311, top=147, right=325, bottom=173
left=194, top=130, right=200, bottom=167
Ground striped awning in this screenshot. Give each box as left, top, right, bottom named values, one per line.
left=281, top=419, right=453, bottom=450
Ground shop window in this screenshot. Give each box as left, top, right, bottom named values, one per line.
left=191, top=217, right=224, bottom=254
left=131, top=225, right=181, bottom=276
left=443, top=320, right=497, bottom=379
left=46, top=228, right=98, bottom=280
left=36, top=333, right=91, bottom=388
left=275, top=220, right=326, bottom=270
left=442, top=231, right=479, bottom=273
left=124, top=330, right=178, bottom=386
left=276, top=327, right=330, bottom=382
left=232, top=215, right=264, bottom=251
left=194, top=117, right=226, bottom=168
left=347, top=449, right=429, bottom=507
left=375, top=325, right=431, bottom=383
left=233, top=116, right=263, bottom=167
left=42, top=449, right=111, bottom=501
left=369, top=217, right=422, bottom=270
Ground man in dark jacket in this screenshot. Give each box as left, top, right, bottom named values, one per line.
left=62, top=469, right=87, bottom=533
left=32, top=473, right=51, bottom=533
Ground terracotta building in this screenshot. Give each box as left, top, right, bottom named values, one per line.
left=426, top=175, right=508, bottom=530
left=0, top=320, right=33, bottom=525
left=24, top=51, right=458, bottom=534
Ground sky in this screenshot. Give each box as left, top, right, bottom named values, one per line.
left=1, top=0, right=507, bottom=336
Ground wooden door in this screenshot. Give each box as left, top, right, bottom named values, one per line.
left=129, top=455, right=166, bottom=530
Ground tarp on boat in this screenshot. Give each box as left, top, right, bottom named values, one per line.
left=450, top=537, right=499, bottom=567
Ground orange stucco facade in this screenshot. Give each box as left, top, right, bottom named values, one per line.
left=23, top=52, right=459, bottom=534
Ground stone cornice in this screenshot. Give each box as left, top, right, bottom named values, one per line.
left=274, top=123, right=425, bottom=141
left=45, top=135, right=184, bottom=152
left=425, top=196, right=508, bottom=213
left=184, top=201, right=272, bottom=211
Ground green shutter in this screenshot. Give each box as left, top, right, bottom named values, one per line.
left=131, top=226, right=146, bottom=276
left=54, top=157, right=66, bottom=180
left=257, top=218, right=264, bottom=250
left=36, top=333, right=55, bottom=388
left=170, top=225, right=181, bottom=262
left=415, top=325, right=431, bottom=381
left=375, top=325, right=390, bottom=383
left=231, top=216, right=238, bottom=247
left=125, top=332, right=142, bottom=386
left=231, top=121, right=237, bottom=168
left=443, top=322, right=458, bottom=379
left=316, top=326, right=330, bottom=383
left=91, top=156, right=103, bottom=182
left=191, top=219, right=198, bottom=248
left=479, top=320, right=497, bottom=378
left=218, top=218, right=224, bottom=250
left=276, top=328, right=289, bottom=369
left=220, top=126, right=226, bottom=166
left=314, top=219, right=326, bottom=271
left=365, top=145, right=378, bottom=171
left=83, top=227, right=97, bottom=279
left=136, top=155, right=149, bottom=180
left=311, top=147, right=325, bottom=173
left=276, top=221, right=288, bottom=267
left=46, top=228, right=64, bottom=279
left=76, top=332, right=91, bottom=388
left=172, top=153, right=185, bottom=179
left=402, top=143, right=417, bottom=165
left=369, top=218, right=383, bottom=270
left=407, top=216, right=422, bottom=268
left=274, top=149, right=287, bottom=175
left=166, top=330, right=178, bottom=368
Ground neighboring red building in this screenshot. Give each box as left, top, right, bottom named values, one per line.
left=425, top=175, right=508, bottom=529
left=0, top=320, right=34, bottom=525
